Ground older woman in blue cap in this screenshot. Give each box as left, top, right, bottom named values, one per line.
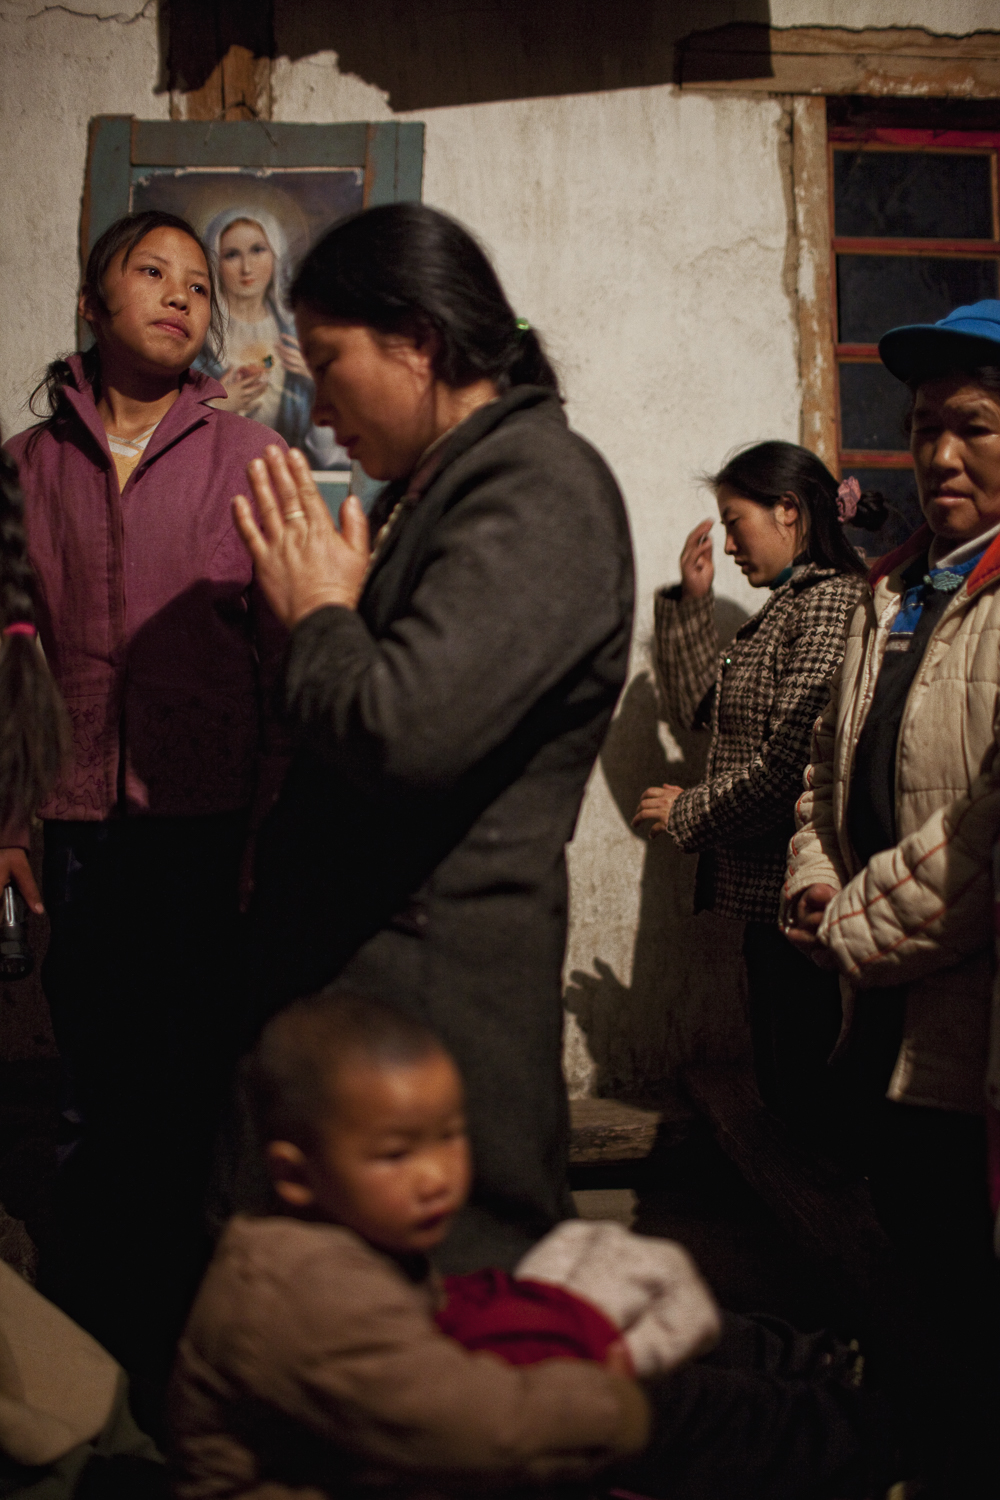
left=783, top=299, right=1000, bottom=1495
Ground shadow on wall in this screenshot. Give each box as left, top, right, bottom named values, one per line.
left=565, top=598, right=752, bottom=1101
left=160, top=0, right=774, bottom=108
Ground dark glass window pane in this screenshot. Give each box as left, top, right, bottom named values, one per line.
left=837, top=254, right=999, bottom=344
left=833, top=150, right=993, bottom=239
left=842, top=466, right=922, bottom=556
left=839, top=362, right=911, bottom=451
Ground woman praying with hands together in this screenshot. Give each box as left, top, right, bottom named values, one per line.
left=230, top=202, right=634, bottom=1274
left=634, top=442, right=885, bottom=1141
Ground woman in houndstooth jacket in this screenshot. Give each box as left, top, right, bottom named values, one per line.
left=633, top=442, right=886, bottom=1141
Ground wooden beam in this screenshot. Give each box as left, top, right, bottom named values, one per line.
left=171, top=44, right=272, bottom=122
left=679, top=25, right=1000, bottom=99
left=132, top=121, right=370, bottom=169
left=792, top=95, right=838, bottom=474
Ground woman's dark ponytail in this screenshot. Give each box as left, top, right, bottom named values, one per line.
left=707, top=440, right=887, bottom=578
left=851, top=488, right=890, bottom=533
left=506, top=325, right=558, bottom=391
left=291, top=203, right=561, bottom=396
left=29, top=347, right=100, bottom=426
left=0, top=448, right=69, bottom=830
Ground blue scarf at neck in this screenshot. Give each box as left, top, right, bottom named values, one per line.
left=889, top=549, right=986, bottom=643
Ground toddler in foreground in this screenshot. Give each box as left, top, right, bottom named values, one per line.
left=169, top=991, right=891, bottom=1500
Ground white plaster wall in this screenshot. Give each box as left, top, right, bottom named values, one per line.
left=0, top=0, right=168, bottom=440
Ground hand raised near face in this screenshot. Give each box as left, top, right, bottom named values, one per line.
left=680, top=521, right=714, bottom=600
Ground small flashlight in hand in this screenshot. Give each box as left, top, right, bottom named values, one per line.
left=0, top=882, right=33, bottom=980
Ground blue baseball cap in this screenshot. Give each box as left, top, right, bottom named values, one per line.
left=879, top=299, right=1000, bottom=382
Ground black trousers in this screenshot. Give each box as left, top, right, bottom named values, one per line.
left=742, top=921, right=844, bottom=1138
left=37, top=813, right=248, bottom=1426
left=614, top=1312, right=886, bottom=1500
left=742, top=921, right=908, bottom=1167
left=864, top=1102, right=1000, bottom=1497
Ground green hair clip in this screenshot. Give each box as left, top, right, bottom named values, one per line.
left=515, top=317, right=530, bottom=336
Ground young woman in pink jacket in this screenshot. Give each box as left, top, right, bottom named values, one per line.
left=2, top=210, right=286, bottom=1425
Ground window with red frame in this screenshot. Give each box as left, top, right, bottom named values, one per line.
left=828, top=110, right=1000, bottom=551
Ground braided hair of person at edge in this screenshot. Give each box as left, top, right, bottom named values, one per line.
left=0, top=446, right=69, bottom=830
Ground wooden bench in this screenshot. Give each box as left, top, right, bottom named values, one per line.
left=568, top=1096, right=665, bottom=1164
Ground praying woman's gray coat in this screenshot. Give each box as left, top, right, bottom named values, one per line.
left=249, top=386, right=635, bottom=1271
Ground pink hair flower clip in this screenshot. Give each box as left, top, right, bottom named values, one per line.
left=836, top=476, right=861, bottom=523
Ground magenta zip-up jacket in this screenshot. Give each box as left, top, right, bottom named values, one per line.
left=5, top=356, right=288, bottom=830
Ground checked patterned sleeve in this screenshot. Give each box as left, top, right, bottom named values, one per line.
left=653, top=587, right=719, bottom=731
left=667, top=578, right=860, bottom=853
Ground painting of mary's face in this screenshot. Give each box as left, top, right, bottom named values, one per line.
left=218, top=219, right=275, bottom=307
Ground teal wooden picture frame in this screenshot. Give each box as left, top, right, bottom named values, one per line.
left=80, top=117, right=424, bottom=514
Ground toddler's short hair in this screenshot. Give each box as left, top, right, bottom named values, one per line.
left=247, top=989, right=446, bottom=1148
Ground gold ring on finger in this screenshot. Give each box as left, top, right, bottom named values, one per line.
left=284, top=509, right=306, bottom=520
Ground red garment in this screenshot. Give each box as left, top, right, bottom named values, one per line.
left=5, top=358, right=287, bottom=825
left=436, top=1268, right=622, bottom=1366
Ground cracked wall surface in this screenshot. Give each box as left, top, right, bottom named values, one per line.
left=21, top=2, right=154, bottom=25
left=0, top=1, right=993, bottom=1086
left=771, top=0, right=1000, bottom=29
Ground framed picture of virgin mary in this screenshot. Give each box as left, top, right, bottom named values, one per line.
left=81, top=118, right=424, bottom=511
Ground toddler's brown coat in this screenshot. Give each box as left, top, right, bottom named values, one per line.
left=168, top=1215, right=649, bottom=1500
